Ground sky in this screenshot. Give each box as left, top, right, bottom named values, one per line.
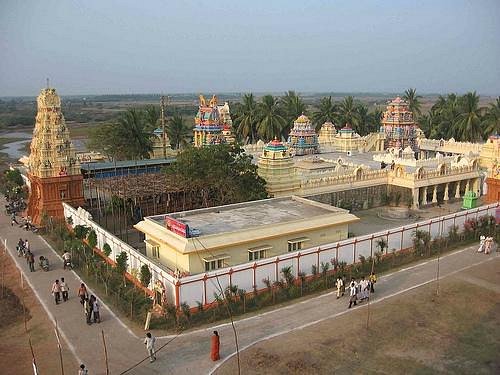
left=1, top=0, right=499, bottom=96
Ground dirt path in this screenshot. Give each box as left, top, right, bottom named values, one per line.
left=216, top=257, right=500, bottom=375
left=0, top=247, right=78, bottom=374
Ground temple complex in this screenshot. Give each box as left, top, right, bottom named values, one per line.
left=287, top=114, right=319, bottom=155
left=193, top=95, right=235, bottom=147
left=380, top=97, right=420, bottom=152
left=27, top=87, right=84, bottom=225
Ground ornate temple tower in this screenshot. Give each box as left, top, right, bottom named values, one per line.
left=380, top=97, right=419, bottom=152
left=218, top=101, right=236, bottom=144
left=287, top=114, right=319, bottom=156
left=318, top=121, right=337, bottom=145
left=258, top=139, right=299, bottom=197
left=27, top=87, right=84, bottom=225
left=193, top=95, right=225, bottom=147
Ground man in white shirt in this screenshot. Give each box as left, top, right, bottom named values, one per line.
left=144, top=332, right=157, bottom=362
left=60, top=277, right=69, bottom=302
left=348, top=278, right=358, bottom=308
left=62, top=251, right=72, bottom=269
left=336, top=276, right=344, bottom=299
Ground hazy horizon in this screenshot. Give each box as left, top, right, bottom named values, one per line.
left=1, top=0, right=499, bottom=97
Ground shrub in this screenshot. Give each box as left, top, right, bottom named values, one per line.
left=74, top=225, right=90, bottom=240
left=102, top=243, right=112, bottom=257
left=87, top=229, right=97, bottom=249
left=140, top=264, right=152, bottom=287
left=115, top=251, right=128, bottom=274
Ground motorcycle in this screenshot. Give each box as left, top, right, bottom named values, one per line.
left=39, top=256, right=50, bottom=272
left=63, top=259, right=73, bottom=270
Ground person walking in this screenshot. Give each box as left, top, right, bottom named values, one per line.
left=144, top=332, right=156, bottom=362
left=478, top=235, right=486, bottom=253
left=78, top=364, right=88, bottom=375
left=92, top=296, right=100, bottom=323
left=336, top=276, right=344, bottom=299
left=78, top=283, right=88, bottom=306
left=26, top=250, right=35, bottom=272
left=369, top=272, right=377, bottom=293
left=359, top=276, right=369, bottom=301
left=348, top=278, right=358, bottom=309
left=51, top=280, right=61, bottom=305
left=60, top=277, right=69, bottom=302
left=11, top=212, right=18, bottom=226
left=24, top=239, right=29, bottom=252
left=211, top=331, right=220, bottom=361
left=84, top=297, right=93, bottom=325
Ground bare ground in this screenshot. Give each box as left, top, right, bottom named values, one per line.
left=216, top=257, right=500, bottom=375
left=0, top=249, right=78, bottom=374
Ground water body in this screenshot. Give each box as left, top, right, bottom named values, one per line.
left=0, top=131, right=32, bottom=160
left=0, top=131, right=87, bottom=161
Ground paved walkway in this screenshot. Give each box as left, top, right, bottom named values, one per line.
left=1, top=200, right=498, bottom=374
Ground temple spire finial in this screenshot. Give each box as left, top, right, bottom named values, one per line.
left=46, top=77, right=50, bottom=89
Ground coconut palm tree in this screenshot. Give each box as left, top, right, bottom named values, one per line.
left=167, top=113, right=193, bottom=149
left=403, top=88, right=422, bottom=118
left=233, top=93, right=258, bottom=144
left=257, top=95, right=287, bottom=141
left=482, top=97, right=500, bottom=137
left=434, top=94, right=461, bottom=139
left=312, top=96, right=338, bottom=131
left=116, top=109, right=152, bottom=159
left=356, top=104, right=371, bottom=135
left=280, top=91, right=306, bottom=138
left=337, top=96, right=361, bottom=132
left=143, top=105, right=160, bottom=131
left=455, top=92, right=483, bottom=142
left=367, top=108, right=383, bottom=134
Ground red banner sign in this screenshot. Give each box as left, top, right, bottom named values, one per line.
left=165, top=217, right=189, bottom=237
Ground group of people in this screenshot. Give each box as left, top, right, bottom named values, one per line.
left=78, top=283, right=101, bottom=325
left=335, top=272, right=377, bottom=309
left=50, top=278, right=70, bottom=304
left=477, top=235, right=496, bottom=254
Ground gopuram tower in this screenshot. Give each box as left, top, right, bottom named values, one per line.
left=193, top=95, right=225, bottom=147
left=27, top=87, right=84, bottom=225
left=380, top=97, right=419, bottom=152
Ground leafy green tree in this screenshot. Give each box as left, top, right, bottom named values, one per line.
left=74, top=225, right=90, bottom=240
left=337, top=96, right=361, bottom=132
left=367, top=108, right=383, bottom=133
left=0, top=168, right=26, bottom=200
left=115, top=251, right=128, bottom=274
left=403, top=88, right=422, bottom=118
left=167, top=113, right=192, bottom=149
left=312, top=96, right=338, bottom=131
left=483, top=97, right=500, bottom=137
left=233, top=93, right=258, bottom=143
left=165, top=144, right=267, bottom=206
left=87, top=229, right=97, bottom=249
left=279, top=91, right=306, bottom=138
left=102, top=243, right=112, bottom=257
left=256, top=95, right=287, bottom=141
left=140, top=264, right=152, bottom=287
left=356, top=103, right=370, bottom=135
left=455, top=92, right=483, bottom=142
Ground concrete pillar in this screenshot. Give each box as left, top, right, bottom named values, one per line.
left=455, top=181, right=461, bottom=198
left=465, top=179, right=470, bottom=193
left=432, top=185, right=438, bottom=203
left=412, top=188, right=420, bottom=209
left=422, top=186, right=428, bottom=205
left=444, top=183, right=449, bottom=201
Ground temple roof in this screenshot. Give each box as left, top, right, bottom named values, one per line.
left=264, top=138, right=288, bottom=152
left=295, top=114, right=311, bottom=124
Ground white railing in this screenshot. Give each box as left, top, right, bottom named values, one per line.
left=63, top=202, right=499, bottom=308
left=63, top=203, right=178, bottom=304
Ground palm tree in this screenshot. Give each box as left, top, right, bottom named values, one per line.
left=143, top=104, right=161, bottom=131
left=356, top=104, right=370, bottom=135
left=312, top=96, right=338, bottom=131
left=280, top=91, right=306, bottom=138
left=367, top=108, right=383, bottom=134
left=116, top=109, right=152, bottom=159
left=455, top=92, right=483, bottom=142
left=233, top=93, right=258, bottom=144
left=337, top=96, right=361, bottom=132
left=403, top=88, right=422, bottom=118
left=434, top=94, right=460, bottom=139
left=167, top=113, right=193, bottom=149
left=483, top=97, right=500, bottom=137
left=257, top=95, right=287, bottom=141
